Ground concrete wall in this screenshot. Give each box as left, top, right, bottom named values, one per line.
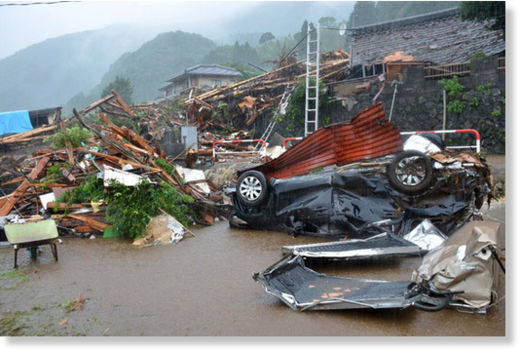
left=329, top=56, right=505, bottom=153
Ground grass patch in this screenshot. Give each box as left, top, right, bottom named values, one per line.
left=0, top=270, right=30, bottom=290
left=0, top=311, right=27, bottom=335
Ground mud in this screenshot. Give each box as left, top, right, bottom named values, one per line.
left=0, top=201, right=505, bottom=336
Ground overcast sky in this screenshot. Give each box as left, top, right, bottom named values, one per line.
left=0, top=0, right=260, bottom=59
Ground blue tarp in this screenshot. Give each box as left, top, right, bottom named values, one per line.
left=0, top=110, right=33, bottom=136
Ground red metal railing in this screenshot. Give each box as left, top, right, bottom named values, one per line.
left=400, top=129, right=481, bottom=153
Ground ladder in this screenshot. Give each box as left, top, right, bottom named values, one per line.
left=305, top=24, right=320, bottom=136
left=256, top=85, right=294, bottom=150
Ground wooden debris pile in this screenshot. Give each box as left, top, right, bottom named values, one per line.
left=0, top=91, right=229, bottom=237
left=184, top=50, right=350, bottom=132
left=0, top=125, right=59, bottom=148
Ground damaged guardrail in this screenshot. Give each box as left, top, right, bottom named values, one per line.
left=282, top=129, right=480, bottom=153
left=400, top=129, right=481, bottom=153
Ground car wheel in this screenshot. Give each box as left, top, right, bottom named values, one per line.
left=236, top=170, right=268, bottom=206
left=387, top=151, right=433, bottom=194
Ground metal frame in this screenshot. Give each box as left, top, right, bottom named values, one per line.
left=400, top=129, right=481, bottom=153
left=13, top=238, right=62, bottom=269
left=212, top=139, right=267, bottom=162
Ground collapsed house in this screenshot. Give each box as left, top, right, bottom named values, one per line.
left=0, top=107, right=62, bottom=152
left=184, top=50, right=350, bottom=133
left=0, top=90, right=227, bottom=247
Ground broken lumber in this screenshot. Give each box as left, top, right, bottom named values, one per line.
left=67, top=214, right=111, bottom=232
left=0, top=156, right=50, bottom=216
left=0, top=125, right=57, bottom=144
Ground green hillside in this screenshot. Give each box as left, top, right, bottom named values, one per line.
left=98, top=31, right=215, bottom=102
left=0, top=25, right=158, bottom=112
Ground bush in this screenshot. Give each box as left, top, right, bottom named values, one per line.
left=283, top=77, right=331, bottom=129
left=105, top=181, right=193, bottom=240
left=54, top=175, right=104, bottom=213
left=44, top=125, right=92, bottom=148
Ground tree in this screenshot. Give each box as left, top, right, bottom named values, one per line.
left=101, top=76, right=134, bottom=104
left=319, top=16, right=336, bottom=28
left=459, top=1, right=505, bottom=33
left=259, top=32, right=275, bottom=45
left=349, top=1, right=377, bottom=27
left=293, top=20, right=309, bottom=59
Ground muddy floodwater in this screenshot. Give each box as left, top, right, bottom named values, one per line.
left=0, top=202, right=505, bottom=336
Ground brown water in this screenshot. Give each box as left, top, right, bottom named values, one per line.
left=0, top=202, right=505, bottom=336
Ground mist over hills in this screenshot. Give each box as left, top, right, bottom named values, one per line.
left=66, top=31, right=216, bottom=111
left=0, top=1, right=357, bottom=114
left=0, top=24, right=163, bottom=112
left=1, top=1, right=460, bottom=115
left=220, top=1, right=355, bottom=38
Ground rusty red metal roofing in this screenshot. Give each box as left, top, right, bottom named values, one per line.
left=250, top=103, right=403, bottom=180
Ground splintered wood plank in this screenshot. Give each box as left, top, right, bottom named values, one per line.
left=111, top=89, right=134, bottom=116
left=0, top=125, right=57, bottom=144
left=99, top=113, right=127, bottom=138
left=79, top=94, right=114, bottom=115
left=67, top=214, right=111, bottom=232
left=0, top=157, right=50, bottom=216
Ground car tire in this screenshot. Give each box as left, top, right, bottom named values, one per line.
left=236, top=170, right=268, bottom=206
left=387, top=151, right=433, bottom=194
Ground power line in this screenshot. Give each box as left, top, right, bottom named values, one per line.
left=278, top=33, right=308, bottom=64
left=278, top=25, right=350, bottom=64
left=0, top=1, right=79, bottom=7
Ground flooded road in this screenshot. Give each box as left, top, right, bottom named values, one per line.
left=0, top=201, right=505, bottom=336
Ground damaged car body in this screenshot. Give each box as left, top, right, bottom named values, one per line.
left=231, top=104, right=492, bottom=238
left=253, top=221, right=504, bottom=313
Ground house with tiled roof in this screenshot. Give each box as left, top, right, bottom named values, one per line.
left=158, top=64, right=241, bottom=99
left=350, top=8, right=505, bottom=66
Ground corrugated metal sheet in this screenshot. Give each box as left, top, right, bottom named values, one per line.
left=250, top=103, right=403, bottom=180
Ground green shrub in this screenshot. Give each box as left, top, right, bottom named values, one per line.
left=439, top=75, right=464, bottom=97
left=54, top=175, right=104, bottom=213
left=491, top=109, right=502, bottom=117
left=439, top=76, right=465, bottom=114
left=44, top=125, right=92, bottom=148
left=105, top=181, right=193, bottom=240
left=284, top=77, right=332, bottom=127
left=471, top=52, right=487, bottom=60
left=41, top=161, right=73, bottom=189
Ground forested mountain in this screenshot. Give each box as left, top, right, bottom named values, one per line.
left=349, top=1, right=460, bottom=27
left=0, top=25, right=159, bottom=112
left=64, top=31, right=215, bottom=113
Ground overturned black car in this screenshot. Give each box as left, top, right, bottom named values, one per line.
left=230, top=104, right=492, bottom=238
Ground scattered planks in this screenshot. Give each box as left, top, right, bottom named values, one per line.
left=0, top=125, right=58, bottom=145
left=0, top=156, right=50, bottom=216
